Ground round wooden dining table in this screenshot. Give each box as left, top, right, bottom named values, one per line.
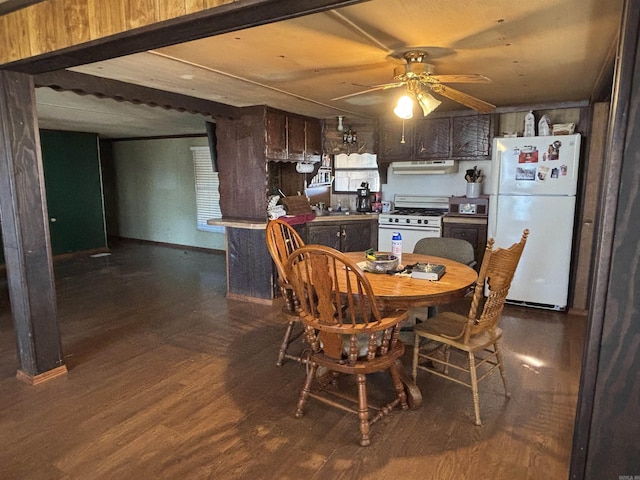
left=343, top=251, right=479, bottom=409
left=344, top=252, right=478, bottom=312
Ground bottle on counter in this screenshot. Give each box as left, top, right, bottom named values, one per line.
left=391, top=232, right=402, bottom=266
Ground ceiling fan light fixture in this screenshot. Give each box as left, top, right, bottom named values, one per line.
left=416, top=90, right=441, bottom=116
left=337, top=116, right=344, bottom=132
left=394, top=95, right=414, bottom=119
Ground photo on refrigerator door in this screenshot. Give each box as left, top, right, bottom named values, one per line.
left=543, top=140, right=562, bottom=161
left=516, top=166, right=536, bottom=181
left=518, top=146, right=539, bottom=163
left=537, top=166, right=549, bottom=182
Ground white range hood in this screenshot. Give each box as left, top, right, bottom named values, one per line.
left=391, top=160, right=458, bottom=175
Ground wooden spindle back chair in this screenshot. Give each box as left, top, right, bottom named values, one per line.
left=265, top=219, right=306, bottom=366
left=412, top=229, right=529, bottom=425
left=286, top=244, right=409, bottom=446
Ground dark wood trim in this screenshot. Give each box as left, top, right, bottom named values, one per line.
left=16, top=364, right=68, bottom=385
left=2, top=0, right=365, bottom=74
left=108, top=134, right=207, bottom=142
left=34, top=70, right=241, bottom=119
left=569, top=0, right=639, bottom=478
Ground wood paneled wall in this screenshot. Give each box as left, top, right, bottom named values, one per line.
left=0, top=0, right=232, bottom=64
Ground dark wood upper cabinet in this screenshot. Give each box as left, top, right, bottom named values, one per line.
left=379, top=119, right=414, bottom=161
left=287, top=115, right=306, bottom=162
left=305, top=118, right=323, bottom=163
left=265, top=110, right=288, bottom=160
left=265, top=109, right=321, bottom=163
left=451, top=115, right=493, bottom=158
left=217, top=107, right=322, bottom=220
left=378, top=113, right=496, bottom=162
left=415, top=117, right=451, bottom=159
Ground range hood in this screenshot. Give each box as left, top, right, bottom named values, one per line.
left=392, top=160, right=458, bottom=175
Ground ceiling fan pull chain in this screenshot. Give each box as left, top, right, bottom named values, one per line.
left=400, top=119, right=406, bottom=144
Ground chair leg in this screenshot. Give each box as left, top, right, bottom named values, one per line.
left=412, top=333, right=420, bottom=382
left=295, top=363, right=317, bottom=419
left=276, top=320, right=296, bottom=366
left=495, top=340, right=511, bottom=398
left=443, top=345, right=451, bottom=375
left=388, top=362, right=409, bottom=410
left=356, top=373, right=371, bottom=446
left=468, top=351, right=482, bottom=426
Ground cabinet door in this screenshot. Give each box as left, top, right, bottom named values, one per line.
left=444, top=225, right=479, bottom=249
left=341, top=222, right=372, bottom=252
left=305, top=118, right=322, bottom=163
left=414, top=117, right=451, bottom=159
left=287, top=115, right=306, bottom=162
left=379, top=119, right=413, bottom=161
left=307, top=224, right=342, bottom=250
left=451, top=115, right=493, bottom=159
left=266, top=110, right=287, bottom=160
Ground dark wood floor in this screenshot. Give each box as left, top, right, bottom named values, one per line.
left=0, top=240, right=586, bottom=479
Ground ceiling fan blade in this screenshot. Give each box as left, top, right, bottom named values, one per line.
left=430, top=84, right=496, bottom=113
left=428, top=74, right=491, bottom=84
left=331, top=81, right=405, bottom=101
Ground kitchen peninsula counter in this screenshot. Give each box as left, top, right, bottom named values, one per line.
left=208, top=213, right=378, bottom=228
left=208, top=214, right=379, bottom=304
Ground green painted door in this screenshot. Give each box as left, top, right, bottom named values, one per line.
left=40, top=130, right=107, bottom=255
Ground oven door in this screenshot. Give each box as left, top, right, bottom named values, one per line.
left=378, top=224, right=441, bottom=253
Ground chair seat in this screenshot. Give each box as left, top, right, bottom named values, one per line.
left=413, top=311, right=503, bottom=352
left=313, top=340, right=405, bottom=375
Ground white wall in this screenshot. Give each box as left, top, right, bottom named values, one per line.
left=380, top=159, right=493, bottom=203
left=112, top=137, right=226, bottom=250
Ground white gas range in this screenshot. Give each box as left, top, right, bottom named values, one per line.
left=378, top=195, right=449, bottom=253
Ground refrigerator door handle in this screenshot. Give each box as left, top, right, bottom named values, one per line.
left=487, top=195, right=499, bottom=239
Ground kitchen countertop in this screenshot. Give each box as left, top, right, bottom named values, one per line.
left=208, top=213, right=378, bottom=229
left=443, top=214, right=488, bottom=224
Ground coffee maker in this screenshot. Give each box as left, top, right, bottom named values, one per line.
left=356, top=182, right=372, bottom=212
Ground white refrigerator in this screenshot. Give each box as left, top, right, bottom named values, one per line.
left=487, top=134, right=581, bottom=310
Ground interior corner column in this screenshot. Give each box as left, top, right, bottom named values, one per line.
left=0, top=70, right=66, bottom=384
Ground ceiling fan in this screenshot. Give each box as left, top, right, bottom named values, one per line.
left=332, top=50, right=496, bottom=115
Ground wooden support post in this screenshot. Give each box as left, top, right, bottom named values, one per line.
left=0, top=70, right=66, bottom=383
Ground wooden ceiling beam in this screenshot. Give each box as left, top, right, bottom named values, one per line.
left=34, top=69, right=242, bottom=119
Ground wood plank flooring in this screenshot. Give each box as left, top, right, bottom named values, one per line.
left=0, top=240, right=586, bottom=479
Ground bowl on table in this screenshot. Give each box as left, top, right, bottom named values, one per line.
left=365, top=252, right=399, bottom=273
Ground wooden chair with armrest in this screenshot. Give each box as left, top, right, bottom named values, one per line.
left=285, top=244, right=409, bottom=446
left=265, top=218, right=306, bottom=366
left=411, top=229, right=529, bottom=426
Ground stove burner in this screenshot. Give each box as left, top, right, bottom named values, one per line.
left=392, top=208, right=448, bottom=217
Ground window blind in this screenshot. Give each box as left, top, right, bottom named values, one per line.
left=191, top=146, right=224, bottom=233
